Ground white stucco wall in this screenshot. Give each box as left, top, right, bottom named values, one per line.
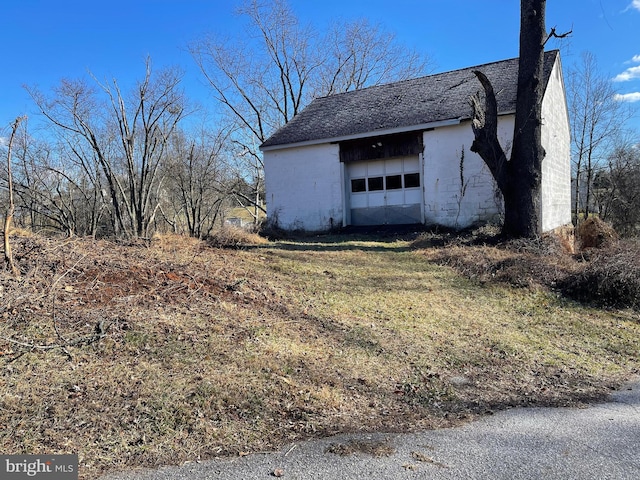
left=263, top=143, right=343, bottom=231
left=422, top=120, right=512, bottom=229
left=541, top=56, right=572, bottom=232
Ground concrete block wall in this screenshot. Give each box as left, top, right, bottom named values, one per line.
left=541, top=57, right=572, bottom=232
left=422, top=122, right=508, bottom=229
left=263, top=143, right=343, bottom=231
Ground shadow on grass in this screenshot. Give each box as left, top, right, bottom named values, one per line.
left=254, top=241, right=412, bottom=253
left=252, top=224, right=437, bottom=253
left=245, top=223, right=506, bottom=253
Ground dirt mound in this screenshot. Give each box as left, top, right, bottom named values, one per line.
left=578, top=217, right=618, bottom=250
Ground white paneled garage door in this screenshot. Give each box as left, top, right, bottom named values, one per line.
left=347, top=156, right=422, bottom=226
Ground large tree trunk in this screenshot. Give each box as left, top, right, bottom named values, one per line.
left=506, top=0, right=547, bottom=238
left=470, top=0, right=548, bottom=238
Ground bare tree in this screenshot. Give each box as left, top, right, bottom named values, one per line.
left=162, top=128, right=234, bottom=238
left=28, top=60, right=188, bottom=238
left=567, top=51, right=631, bottom=224
left=28, top=78, right=127, bottom=236
left=316, top=18, right=429, bottom=96
left=190, top=0, right=315, bottom=145
left=470, top=0, right=569, bottom=238
left=3, top=116, right=26, bottom=274
left=10, top=131, right=50, bottom=231
left=11, top=137, right=107, bottom=237
left=100, top=62, right=187, bottom=237
left=191, top=0, right=432, bottom=139
left=594, top=139, right=640, bottom=236
left=190, top=0, right=432, bottom=214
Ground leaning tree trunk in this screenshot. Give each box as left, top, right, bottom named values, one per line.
left=4, top=116, right=26, bottom=275
left=506, top=0, right=547, bottom=238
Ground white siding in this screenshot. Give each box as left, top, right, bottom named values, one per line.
left=263, top=143, right=343, bottom=231
left=422, top=120, right=511, bottom=229
left=263, top=57, right=571, bottom=233
left=541, top=56, right=572, bottom=232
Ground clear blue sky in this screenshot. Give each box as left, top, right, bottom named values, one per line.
left=1, top=0, right=639, bottom=133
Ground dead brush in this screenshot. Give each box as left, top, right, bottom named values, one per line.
left=418, top=223, right=640, bottom=310
left=562, top=239, right=640, bottom=308
left=422, top=232, right=580, bottom=290
left=152, top=232, right=204, bottom=251
left=0, top=235, right=123, bottom=356
left=577, top=217, right=618, bottom=250
left=206, top=226, right=269, bottom=248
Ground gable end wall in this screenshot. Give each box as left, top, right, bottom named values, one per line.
left=540, top=57, right=572, bottom=232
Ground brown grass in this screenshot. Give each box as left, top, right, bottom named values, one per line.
left=205, top=226, right=269, bottom=248
left=1, top=231, right=639, bottom=479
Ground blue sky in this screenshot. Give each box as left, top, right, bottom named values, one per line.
left=1, top=0, right=639, bottom=133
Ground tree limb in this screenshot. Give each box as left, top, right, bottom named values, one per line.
left=469, top=70, right=508, bottom=194
left=1, top=321, right=112, bottom=355
left=544, top=26, right=572, bottom=46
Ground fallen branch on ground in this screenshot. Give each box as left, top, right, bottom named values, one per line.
left=0, top=320, right=112, bottom=355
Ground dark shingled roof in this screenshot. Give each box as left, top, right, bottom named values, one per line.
left=261, top=50, right=559, bottom=149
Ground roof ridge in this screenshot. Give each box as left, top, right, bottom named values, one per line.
left=314, top=49, right=560, bottom=101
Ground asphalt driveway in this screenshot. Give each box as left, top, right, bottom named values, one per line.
left=99, top=377, right=640, bottom=479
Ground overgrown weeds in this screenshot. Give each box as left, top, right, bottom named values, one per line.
left=418, top=223, right=640, bottom=309
left=205, top=226, right=269, bottom=248
left=1, top=230, right=639, bottom=479
left=562, top=239, right=640, bottom=309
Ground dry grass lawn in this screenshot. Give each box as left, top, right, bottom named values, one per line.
left=1, top=231, right=639, bottom=479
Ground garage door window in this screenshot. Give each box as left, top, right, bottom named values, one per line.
left=386, top=175, right=402, bottom=190
left=351, top=178, right=366, bottom=192
left=368, top=176, right=384, bottom=191
left=351, top=173, right=421, bottom=193
left=404, top=173, right=420, bottom=188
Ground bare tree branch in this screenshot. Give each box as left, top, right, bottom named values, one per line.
left=544, top=25, right=572, bottom=46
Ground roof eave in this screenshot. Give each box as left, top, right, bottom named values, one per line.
left=260, top=110, right=517, bottom=152
left=260, top=118, right=462, bottom=152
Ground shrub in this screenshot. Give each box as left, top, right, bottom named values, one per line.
left=577, top=217, right=618, bottom=250
left=206, top=227, right=269, bottom=248
left=562, top=239, right=640, bottom=309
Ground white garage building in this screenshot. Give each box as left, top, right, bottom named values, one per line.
left=260, top=50, right=571, bottom=233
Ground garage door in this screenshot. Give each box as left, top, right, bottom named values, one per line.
left=347, top=157, right=422, bottom=226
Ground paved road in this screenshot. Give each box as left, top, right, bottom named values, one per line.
left=99, top=378, right=640, bottom=479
